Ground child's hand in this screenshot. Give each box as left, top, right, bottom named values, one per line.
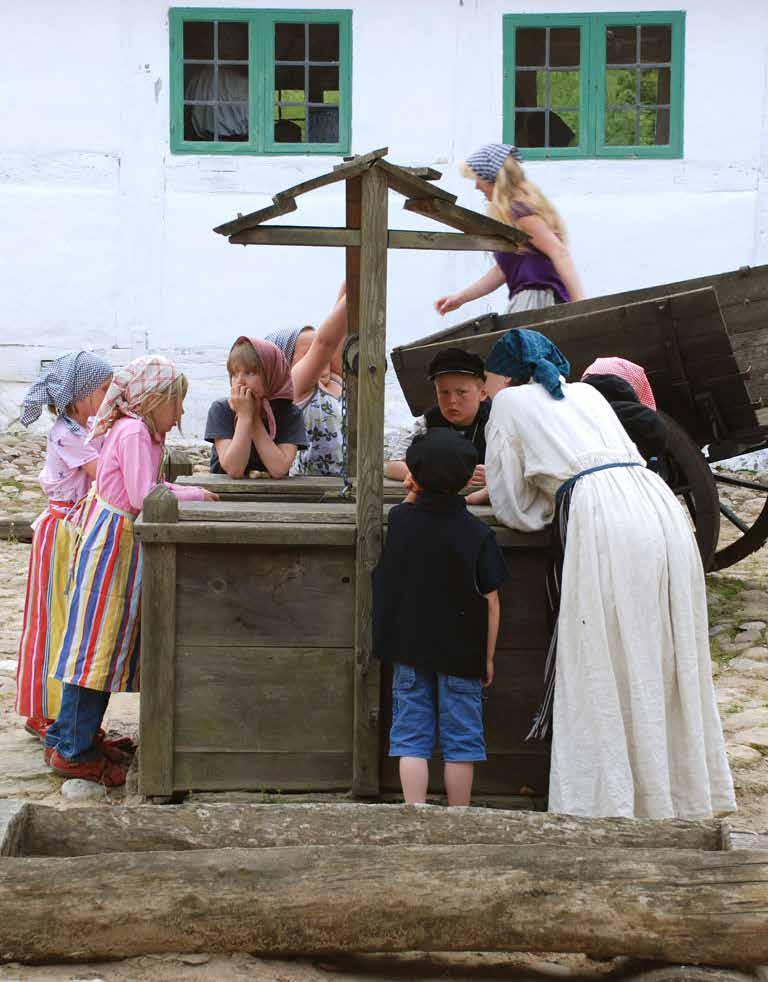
left=467, top=464, right=486, bottom=487
left=229, top=384, right=256, bottom=420
left=465, top=488, right=490, bottom=506
left=403, top=470, right=419, bottom=494
left=483, top=659, right=494, bottom=688
left=434, top=294, right=464, bottom=316
left=201, top=489, right=219, bottom=501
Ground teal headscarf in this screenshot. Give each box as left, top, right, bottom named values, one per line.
left=485, top=329, right=570, bottom=400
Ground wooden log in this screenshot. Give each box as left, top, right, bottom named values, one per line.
left=0, top=515, right=35, bottom=542
left=1, top=843, right=766, bottom=964
left=403, top=196, right=529, bottom=246
left=139, top=486, right=178, bottom=800
left=388, top=229, right=522, bottom=251
left=229, top=226, right=361, bottom=247
left=352, top=164, right=388, bottom=796
left=22, top=802, right=724, bottom=857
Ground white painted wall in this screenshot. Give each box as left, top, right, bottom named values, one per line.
left=1, top=0, right=767, bottom=439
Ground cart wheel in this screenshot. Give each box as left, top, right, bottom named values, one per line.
left=711, top=471, right=768, bottom=570
left=657, top=411, right=720, bottom=571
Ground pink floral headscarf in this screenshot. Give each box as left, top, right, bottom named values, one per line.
left=230, top=337, right=294, bottom=439
left=88, top=355, right=181, bottom=441
left=582, top=356, right=657, bottom=410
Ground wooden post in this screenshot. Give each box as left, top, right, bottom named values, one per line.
left=138, top=486, right=179, bottom=803
left=345, top=175, right=362, bottom=480
left=352, top=165, right=387, bottom=796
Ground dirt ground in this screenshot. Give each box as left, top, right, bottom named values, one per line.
left=0, top=428, right=766, bottom=980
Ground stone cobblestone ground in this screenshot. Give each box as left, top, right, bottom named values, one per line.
left=0, top=429, right=766, bottom=978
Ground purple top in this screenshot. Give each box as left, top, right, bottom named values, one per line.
left=493, top=203, right=570, bottom=304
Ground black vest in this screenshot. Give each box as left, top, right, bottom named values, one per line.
left=424, top=399, right=491, bottom=464
left=373, top=494, right=491, bottom=678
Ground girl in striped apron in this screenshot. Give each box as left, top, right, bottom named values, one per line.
left=15, top=352, right=113, bottom=738
left=44, top=356, right=214, bottom=786
left=479, top=329, right=735, bottom=820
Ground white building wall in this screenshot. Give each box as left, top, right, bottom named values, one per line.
left=1, top=0, right=766, bottom=438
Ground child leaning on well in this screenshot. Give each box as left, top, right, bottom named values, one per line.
left=44, top=356, right=216, bottom=787
left=15, top=352, right=114, bottom=739
left=373, top=429, right=507, bottom=806
left=205, top=337, right=308, bottom=478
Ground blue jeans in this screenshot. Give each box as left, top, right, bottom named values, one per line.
left=389, top=663, right=486, bottom=762
left=44, top=683, right=110, bottom=761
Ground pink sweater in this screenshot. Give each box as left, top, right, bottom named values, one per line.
left=39, top=416, right=102, bottom=503
left=96, top=417, right=206, bottom=514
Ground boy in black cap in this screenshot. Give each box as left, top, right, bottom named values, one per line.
left=385, top=347, right=490, bottom=491
left=374, top=429, right=507, bottom=806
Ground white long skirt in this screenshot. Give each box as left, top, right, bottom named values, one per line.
left=549, top=465, right=736, bottom=820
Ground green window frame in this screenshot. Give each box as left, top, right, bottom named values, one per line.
left=503, top=11, right=685, bottom=160
left=169, top=7, right=352, bottom=155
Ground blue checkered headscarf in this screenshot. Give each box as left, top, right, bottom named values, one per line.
left=485, top=329, right=570, bottom=400
left=465, top=143, right=522, bottom=183
left=264, top=325, right=312, bottom=365
left=19, top=351, right=113, bottom=426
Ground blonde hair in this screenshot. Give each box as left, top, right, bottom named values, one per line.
left=461, top=156, right=567, bottom=249
left=138, top=374, right=188, bottom=438
left=227, top=340, right=264, bottom=378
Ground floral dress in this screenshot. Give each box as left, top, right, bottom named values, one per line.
left=292, top=377, right=344, bottom=477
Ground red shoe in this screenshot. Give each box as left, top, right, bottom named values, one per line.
left=94, top=733, right=133, bottom=764
left=96, top=729, right=136, bottom=754
left=25, top=717, right=54, bottom=741
left=49, top=749, right=128, bottom=787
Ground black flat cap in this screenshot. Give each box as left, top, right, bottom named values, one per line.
left=406, top=428, right=478, bottom=494
left=427, top=347, right=486, bottom=380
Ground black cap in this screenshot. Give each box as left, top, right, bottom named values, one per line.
left=406, top=429, right=478, bottom=494
left=427, top=347, right=486, bottom=381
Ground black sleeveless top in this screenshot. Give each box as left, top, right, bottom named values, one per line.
left=424, top=399, right=492, bottom=464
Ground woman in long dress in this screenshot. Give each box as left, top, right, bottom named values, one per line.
left=479, top=328, right=735, bottom=820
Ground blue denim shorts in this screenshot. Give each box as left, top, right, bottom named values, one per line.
left=389, top=662, right=486, bottom=762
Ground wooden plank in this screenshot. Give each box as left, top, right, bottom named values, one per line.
left=175, top=543, right=355, bottom=648
left=174, top=646, right=353, bottom=754
left=173, top=473, right=406, bottom=501
left=0, top=515, right=34, bottom=542
left=273, top=147, right=388, bottom=206
left=23, top=802, right=723, bottom=857
left=374, top=159, right=456, bottom=202
left=345, top=174, right=362, bottom=480
left=394, top=165, right=442, bottom=180
left=353, top=164, right=388, bottom=797
left=403, top=197, right=528, bottom=246
left=138, top=487, right=178, bottom=800
left=174, top=751, right=353, bottom=792
left=178, top=501, right=357, bottom=524
left=721, top=825, right=768, bottom=851
left=213, top=197, right=298, bottom=237
left=3, top=843, right=768, bottom=963
left=135, top=522, right=356, bottom=547
left=229, top=226, right=360, bottom=248
left=388, top=230, right=522, bottom=252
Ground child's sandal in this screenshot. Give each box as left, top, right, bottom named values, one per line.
left=96, top=729, right=136, bottom=753
left=94, top=734, right=133, bottom=764
left=49, top=750, right=128, bottom=787
left=25, top=717, right=54, bottom=741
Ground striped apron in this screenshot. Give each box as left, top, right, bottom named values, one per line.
left=527, top=461, right=642, bottom=741
left=15, top=500, right=76, bottom=718
left=52, top=492, right=142, bottom=693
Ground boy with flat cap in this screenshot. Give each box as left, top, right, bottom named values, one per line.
left=374, top=428, right=507, bottom=806
left=385, top=347, right=490, bottom=491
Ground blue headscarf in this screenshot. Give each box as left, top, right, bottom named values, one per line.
left=19, top=351, right=113, bottom=426
left=265, top=325, right=311, bottom=365
left=485, top=329, right=570, bottom=400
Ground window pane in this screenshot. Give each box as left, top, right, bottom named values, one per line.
left=185, top=105, right=214, bottom=141
left=309, top=23, right=339, bottom=61
left=515, top=110, right=545, bottom=147
left=275, top=23, right=305, bottom=60
left=216, top=104, right=248, bottom=140
left=550, top=71, right=579, bottom=107
left=640, top=24, right=672, bottom=63
left=274, top=108, right=305, bottom=143
left=606, top=69, right=636, bottom=106
left=218, top=66, right=249, bottom=102
left=606, top=25, right=636, bottom=64
left=554, top=111, right=579, bottom=146
left=515, top=69, right=544, bottom=108
left=275, top=65, right=305, bottom=101
left=309, top=66, right=339, bottom=103
left=605, top=109, right=637, bottom=145
left=516, top=27, right=546, bottom=66
left=308, top=106, right=339, bottom=142
left=184, top=64, right=213, bottom=101
left=639, top=107, right=670, bottom=145
left=640, top=67, right=670, bottom=105
left=183, top=21, right=213, bottom=60
left=218, top=21, right=248, bottom=61
left=549, top=27, right=580, bottom=67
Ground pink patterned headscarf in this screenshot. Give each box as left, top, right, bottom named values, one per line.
left=88, top=355, right=181, bottom=441
left=582, top=356, right=657, bottom=410
left=230, top=337, right=294, bottom=439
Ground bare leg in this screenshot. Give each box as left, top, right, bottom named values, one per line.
left=444, top=761, right=474, bottom=806
left=399, top=756, right=429, bottom=803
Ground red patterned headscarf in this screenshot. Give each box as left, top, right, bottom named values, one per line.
left=88, top=355, right=181, bottom=441
left=582, top=357, right=657, bottom=410
left=230, top=337, right=294, bottom=439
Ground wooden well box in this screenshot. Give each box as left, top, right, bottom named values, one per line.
left=135, top=476, right=551, bottom=803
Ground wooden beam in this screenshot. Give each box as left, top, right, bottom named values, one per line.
left=374, top=159, right=456, bottom=202
left=352, top=164, right=388, bottom=797
left=344, top=175, right=362, bottom=481
left=2, top=843, right=768, bottom=963
left=273, top=147, right=388, bottom=206
left=388, top=230, right=521, bottom=252
left=403, top=196, right=529, bottom=246
left=228, top=227, right=361, bottom=247
left=397, top=165, right=442, bottom=180
left=138, top=486, right=179, bottom=802
left=134, top=522, right=356, bottom=547
left=213, top=198, right=298, bottom=237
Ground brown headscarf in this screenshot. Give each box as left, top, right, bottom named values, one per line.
left=230, top=337, right=294, bottom=439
